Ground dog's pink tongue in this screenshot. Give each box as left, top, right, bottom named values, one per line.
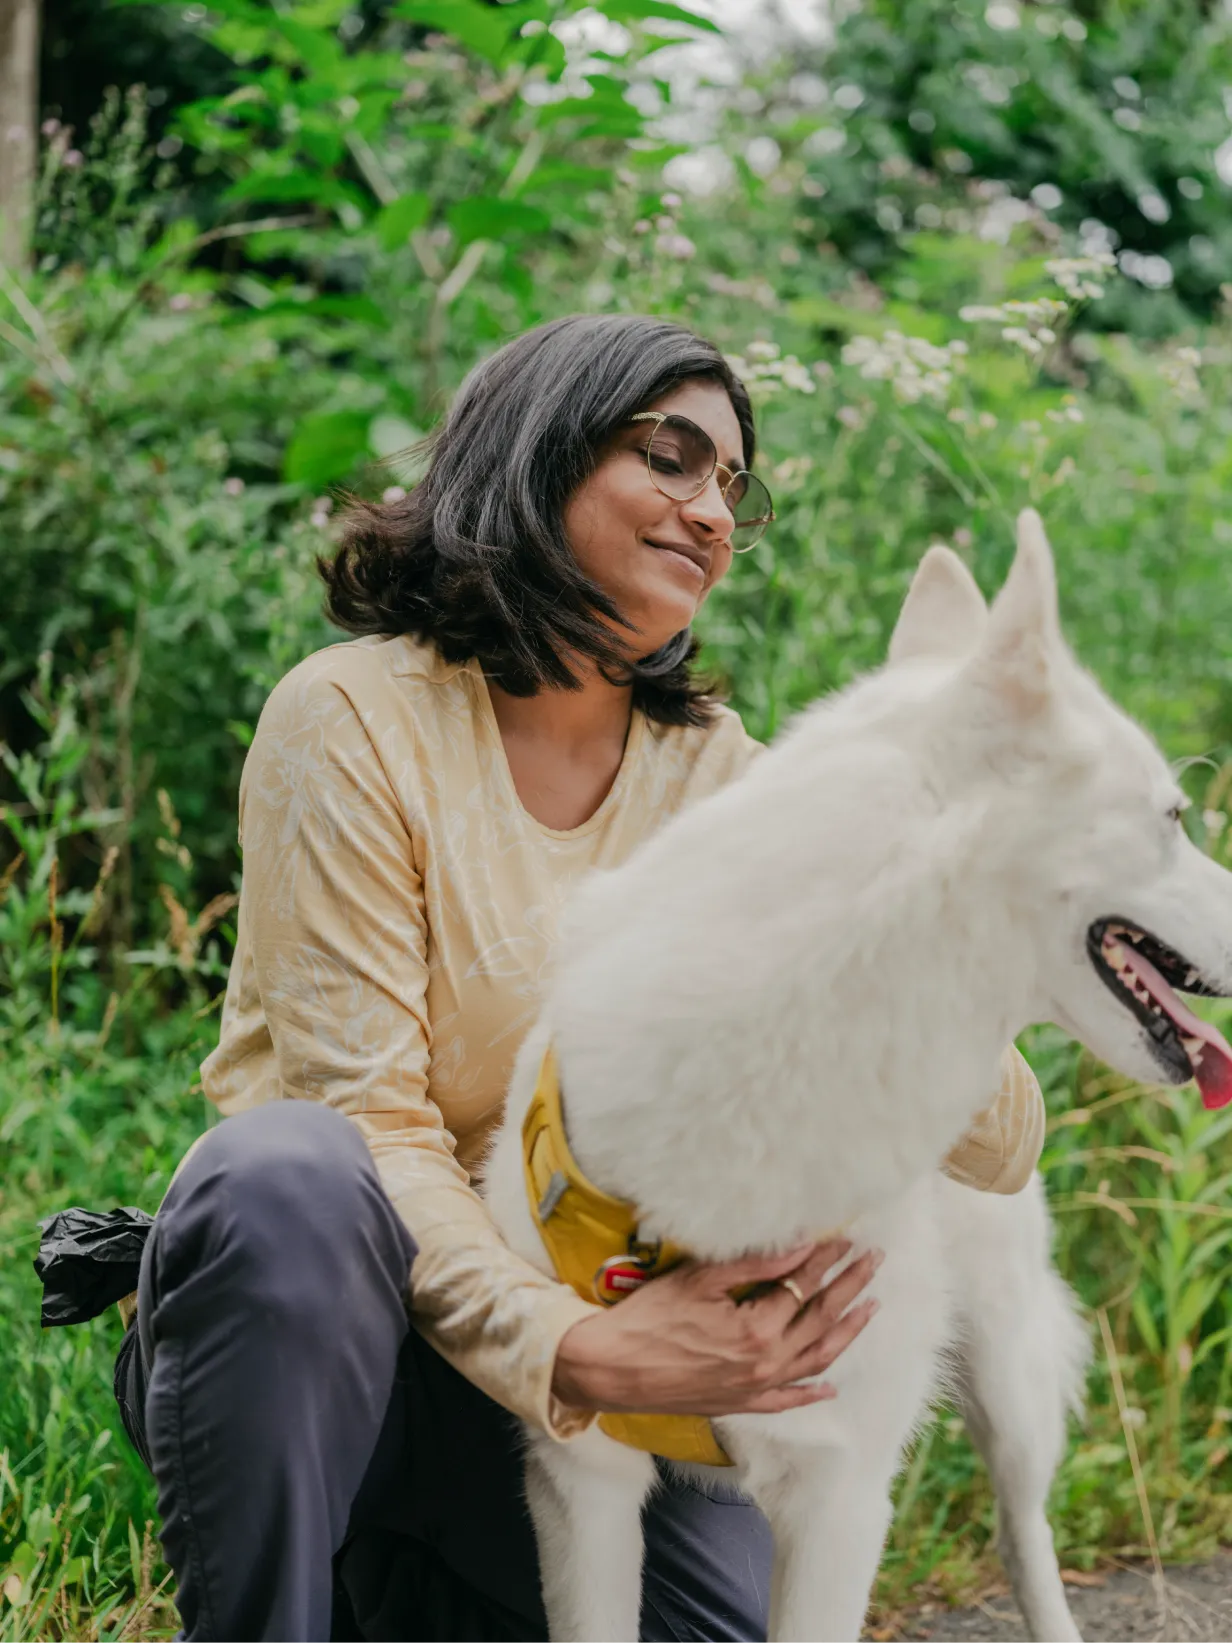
left=1119, top=945, right=1232, bottom=1109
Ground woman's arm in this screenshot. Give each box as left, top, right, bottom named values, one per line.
left=223, top=654, right=601, bottom=1438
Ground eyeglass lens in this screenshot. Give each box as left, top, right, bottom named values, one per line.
left=644, top=415, right=773, bottom=546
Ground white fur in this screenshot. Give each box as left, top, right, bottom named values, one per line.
left=484, top=512, right=1232, bottom=1641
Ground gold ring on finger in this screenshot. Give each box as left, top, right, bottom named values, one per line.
left=778, top=1276, right=806, bottom=1311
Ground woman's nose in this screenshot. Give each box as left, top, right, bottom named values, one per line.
left=677, top=475, right=733, bottom=541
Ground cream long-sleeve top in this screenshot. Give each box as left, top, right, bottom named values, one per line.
left=199, top=632, right=1046, bottom=1440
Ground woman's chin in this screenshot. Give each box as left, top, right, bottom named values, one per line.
left=644, top=569, right=706, bottom=633
left=635, top=600, right=701, bottom=655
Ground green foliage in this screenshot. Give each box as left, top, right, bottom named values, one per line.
left=8, top=0, right=1232, bottom=1633
left=771, top=0, right=1232, bottom=328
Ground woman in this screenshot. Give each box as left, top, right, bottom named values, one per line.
left=113, top=314, right=1045, bottom=1643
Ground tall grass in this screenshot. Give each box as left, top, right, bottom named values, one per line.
left=1, top=674, right=219, bottom=1639
left=8, top=677, right=1232, bottom=1639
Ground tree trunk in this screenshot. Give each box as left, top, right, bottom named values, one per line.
left=0, top=0, right=39, bottom=269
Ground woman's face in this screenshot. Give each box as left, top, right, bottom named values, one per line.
left=562, top=379, right=746, bottom=660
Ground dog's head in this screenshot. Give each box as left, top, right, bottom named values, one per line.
left=887, top=510, right=1232, bottom=1107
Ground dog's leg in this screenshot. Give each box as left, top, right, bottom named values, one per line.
left=956, top=1272, right=1086, bottom=1643
left=523, top=1430, right=655, bottom=1642
left=748, top=1449, right=895, bottom=1643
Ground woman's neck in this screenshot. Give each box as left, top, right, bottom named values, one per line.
left=485, top=662, right=637, bottom=830
left=485, top=663, right=634, bottom=758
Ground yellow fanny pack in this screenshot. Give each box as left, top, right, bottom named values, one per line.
left=521, top=1044, right=734, bottom=1467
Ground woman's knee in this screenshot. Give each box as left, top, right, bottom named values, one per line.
left=153, top=1102, right=414, bottom=1324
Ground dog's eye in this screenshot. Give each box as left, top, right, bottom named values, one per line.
left=1168, top=800, right=1190, bottom=824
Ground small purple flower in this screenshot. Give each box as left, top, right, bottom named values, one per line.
left=63, top=149, right=84, bottom=168
left=654, top=233, right=696, bottom=261
left=223, top=477, right=245, bottom=497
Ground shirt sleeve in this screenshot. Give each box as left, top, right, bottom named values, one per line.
left=941, top=1046, right=1047, bottom=1194
left=233, top=659, right=599, bottom=1439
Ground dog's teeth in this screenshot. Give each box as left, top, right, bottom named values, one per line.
left=1186, top=968, right=1200, bottom=987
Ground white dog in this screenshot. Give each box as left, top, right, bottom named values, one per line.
left=484, top=511, right=1232, bottom=1642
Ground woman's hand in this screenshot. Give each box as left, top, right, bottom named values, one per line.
left=551, top=1238, right=881, bottom=1417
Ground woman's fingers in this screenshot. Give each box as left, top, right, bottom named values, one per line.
left=783, top=1236, right=860, bottom=1299
left=695, top=1240, right=832, bottom=1297
left=738, top=1379, right=839, bottom=1415
left=789, top=1295, right=878, bottom=1381
left=792, top=1247, right=882, bottom=1336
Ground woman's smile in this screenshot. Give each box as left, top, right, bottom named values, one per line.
left=644, top=535, right=712, bottom=587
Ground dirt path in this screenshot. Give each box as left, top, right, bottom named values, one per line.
left=900, top=1556, right=1232, bottom=1641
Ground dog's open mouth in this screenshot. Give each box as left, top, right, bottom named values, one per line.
left=1088, top=918, right=1232, bottom=1109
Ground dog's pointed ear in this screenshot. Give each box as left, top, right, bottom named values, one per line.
left=888, top=545, right=988, bottom=666
left=966, top=508, right=1062, bottom=715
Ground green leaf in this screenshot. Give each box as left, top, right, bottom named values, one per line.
left=272, top=17, right=345, bottom=77
left=534, top=96, right=642, bottom=136
left=375, top=192, right=431, bottom=251
left=287, top=0, right=352, bottom=24
left=447, top=196, right=550, bottom=245
left=392, top=1, right=516, bottom=64
left=1131, top=1286, right=1162, bottom=1356
left=223, top=169, right=330, bottom=205
left=595, top=0, right=721, bottom=32
left=257, top=295, right=390, bottom=328
left=284, top=411, right=372, bottom=486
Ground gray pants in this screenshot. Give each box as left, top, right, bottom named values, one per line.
left=113, top=1101, right=773, bottom=1642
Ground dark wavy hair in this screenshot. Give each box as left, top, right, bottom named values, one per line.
left=319, top=313, right=756, bottom=727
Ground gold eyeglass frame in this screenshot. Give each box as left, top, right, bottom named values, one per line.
left=630, top=411, right=775, bottom=552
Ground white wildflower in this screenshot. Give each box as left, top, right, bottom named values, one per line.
left=654, top=233, right=696, bottom=260
left=841, top=330, right=966, bottom=403
left=1045, top=254, right=1116, bottom=301
left=1159, top=346, right=1202, bottom=400
left=727, top=340, right=817, bottom=402
left=1001, top=327, right=1043, bottom=354
left=962, top=297, right=1067, bottom=354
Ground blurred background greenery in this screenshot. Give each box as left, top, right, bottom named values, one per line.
left=4, top=0, right=1232, bottom=1634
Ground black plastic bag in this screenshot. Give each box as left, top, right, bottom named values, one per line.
left=34, top=1206, right=154, bottom=1326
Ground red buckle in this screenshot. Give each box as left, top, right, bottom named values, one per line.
left=593, top=1253, right=654, bottom=1305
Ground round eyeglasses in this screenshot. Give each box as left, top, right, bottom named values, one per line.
left=630, top=412, right=775, bottom=552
